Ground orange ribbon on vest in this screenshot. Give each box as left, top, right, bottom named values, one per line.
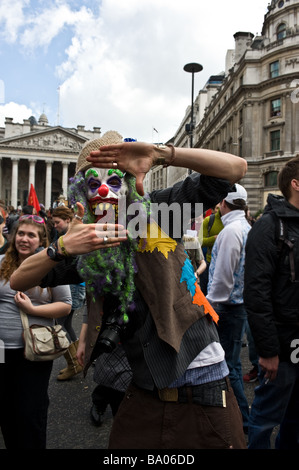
left=192, top=282, right=219, bottom=324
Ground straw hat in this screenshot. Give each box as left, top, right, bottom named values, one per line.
left=75, top=130, right=123, bottom=175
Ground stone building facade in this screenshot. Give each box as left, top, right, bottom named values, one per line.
left=0, top=115, right=101, bottom=209
left=149, top=0, right=299, bottom=214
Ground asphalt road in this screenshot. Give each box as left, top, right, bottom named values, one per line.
left=0, top=306, right=276, bottom=451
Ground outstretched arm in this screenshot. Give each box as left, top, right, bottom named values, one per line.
left=87, top=142, right=247, bottom=195
left=10, top=203, right=128, bottom=291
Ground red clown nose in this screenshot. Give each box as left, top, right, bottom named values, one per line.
left=98, top=184, right=109, bottom=197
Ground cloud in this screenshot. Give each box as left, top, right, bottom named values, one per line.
left=0, top=0, right=269, bottom=141
left=55, top=0, right=268, bottom=141
left=55, top=0, right=207, bottom=140
left=0, top=0, right=29, bottom=43
left=20, top=3, right=93, bottom=50
left=0, top=102, right=32, bottom=126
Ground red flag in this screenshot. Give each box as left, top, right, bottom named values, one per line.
left=28, top=184, right=41, bottom=214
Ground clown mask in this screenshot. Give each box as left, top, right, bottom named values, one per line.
left=85, top=167, right=128, bottom=223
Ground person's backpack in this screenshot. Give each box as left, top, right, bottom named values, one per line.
left=201, top=212, right=216, bottom=259
left=207, top=213, right=215, bottom=236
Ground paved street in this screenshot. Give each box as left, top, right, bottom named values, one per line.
left=0, top=307, right=275, bottom=450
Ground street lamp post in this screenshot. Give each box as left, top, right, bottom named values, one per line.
left=183, top=62, right=203, bottom=148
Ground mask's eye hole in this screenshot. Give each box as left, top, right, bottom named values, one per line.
left=88, top=179, right=101, bottom=191
left=107, top=176, right=121, bottom=189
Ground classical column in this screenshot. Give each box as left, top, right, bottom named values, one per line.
left=11, top=158, right=19, bottom=208
left=243, top=102, right=253, bottom=158
left=290, top=90, right=299, bottom=155
left=283, top=94, right=292, bottom=157
left=28, top=159, right=37, bottom=189
left=45, top=160, right=53, bottom=209
left=62, top=162, right=69, bottom=199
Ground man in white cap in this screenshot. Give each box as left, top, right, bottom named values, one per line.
left=206, top=183, right=251, bottom=433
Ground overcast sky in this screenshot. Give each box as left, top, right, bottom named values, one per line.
left=0, top=0, right=269, bottom=143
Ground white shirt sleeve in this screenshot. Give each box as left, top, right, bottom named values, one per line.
left=206, top=223, right=242, bottom=305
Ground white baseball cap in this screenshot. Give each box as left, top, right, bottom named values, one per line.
left=225, top=184, right=247, bottom=204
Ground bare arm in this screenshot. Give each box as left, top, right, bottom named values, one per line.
left=77, top=322, right=88, bottom=367
left=10, top=203, right=128, bottom=292
left=195, top=259, right=207, bottom=278
left=10, top=250, right=61, bottom=292
left=87, top=142, right=247, bottom=195
left=164, top=146, right=246, bottom=183
left=14, top=292, right=71, bottom=319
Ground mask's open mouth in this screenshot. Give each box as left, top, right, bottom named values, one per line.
left=89, top=197, right=119, bottom=223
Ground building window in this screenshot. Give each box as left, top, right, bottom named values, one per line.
left=277, top=23, right=286, bottom=40
left=264, top=171, right=278, bottom=187
left=239, top=108, right=243, bottom=125
left=270, top=61, right=279, bottom=78
left=152, top=168, right=164, bottom=190
left=271, top=98, right=281, bottom=117
left=270, top=130, right=280, bottom=151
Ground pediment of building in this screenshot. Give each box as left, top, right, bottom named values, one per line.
left=0, top=127, right=88, bottom=153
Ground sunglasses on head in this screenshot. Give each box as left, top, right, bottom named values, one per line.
left=19, top=214, right=45, bottom=224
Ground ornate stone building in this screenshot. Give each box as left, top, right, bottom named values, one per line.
left=0, top=115, right=101, bottom=209
left=148, top=0, right=299, bottom=214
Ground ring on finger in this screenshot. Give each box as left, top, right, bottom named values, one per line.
left=112, top=162, right=118, bottom=167
left=103, top=236, right=109, bottom=245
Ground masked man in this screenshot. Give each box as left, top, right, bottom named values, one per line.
left=11, top=131, right=247, bottom=449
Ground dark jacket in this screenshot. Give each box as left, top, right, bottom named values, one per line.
left=244, top=194, right=299, bottom=362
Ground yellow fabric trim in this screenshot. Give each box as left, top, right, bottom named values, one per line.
left=137, top=221, right=177, bottom=259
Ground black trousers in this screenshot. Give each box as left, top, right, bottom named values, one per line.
left=92, top=384, right=125, bottom=417
left=0, top=348, right=53, bottom=449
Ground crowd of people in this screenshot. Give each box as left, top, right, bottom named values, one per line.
left=0, top=133, right=298, bottom=450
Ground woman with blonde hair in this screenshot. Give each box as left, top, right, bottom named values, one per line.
left=0, top=214, right=72, bottom=449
